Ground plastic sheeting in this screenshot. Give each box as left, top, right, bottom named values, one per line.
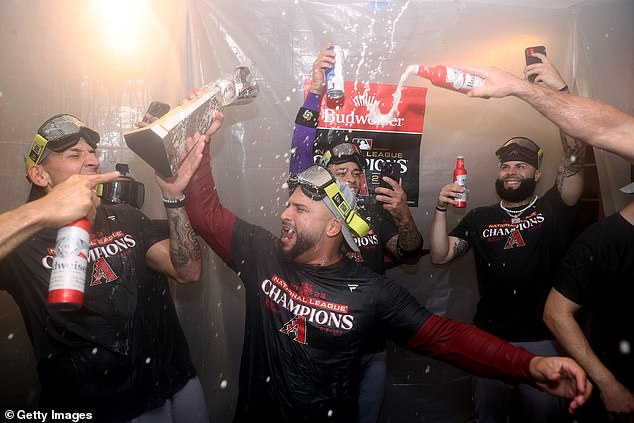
left=1, top=0, right=633, bottom=420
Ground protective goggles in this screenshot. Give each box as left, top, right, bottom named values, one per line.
left=97, top=179, right=145, bottom=209
left=25, top=114, right=100, bottom=171
left=495, top=137, right=543, bottom=169
left=320, top=142, right=366, bottom=169
left=287, top=165, right=370, bottom=237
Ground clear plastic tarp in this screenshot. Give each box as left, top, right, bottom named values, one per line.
left=1, top=0, right=632, bottom=420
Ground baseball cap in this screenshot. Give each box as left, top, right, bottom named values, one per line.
left=25, top=114, right=100, bottom=172
left=495, top=137, right=543, bottom=169
left=287, top=165, right=370, bottom=252
left=25, top=114, right=100, bottom=201
left=320, top=142, right=366, bottom=170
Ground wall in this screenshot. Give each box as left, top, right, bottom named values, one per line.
left=1, top=0, right=632, bottom=420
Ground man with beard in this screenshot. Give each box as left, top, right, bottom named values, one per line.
left=182, top=109, right=593, bottom=422
left=429, top=54, right=585, bottom=423
left=290, top=44, right=424, bottom=423
left=430, top=135, right=585, bottom=423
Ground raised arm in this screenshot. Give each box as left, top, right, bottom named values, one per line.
left=376, top=176, right=424, bottom=264
left=0, top=172, right=118, bottom=260
left=290, top=44, right=335, bottom=175
left=146, top=133, right=208, bottom=284
left=461, top=65, right=634, bottom=163
left=184, top=112, right=237, bottom=263
left=429, top=183, right=469, bottom=264
left=524, top=53, right=585, bottom=205
left=544, top=289, right=634, bottom=419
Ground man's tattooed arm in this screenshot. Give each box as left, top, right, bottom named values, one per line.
left=166, top=207, right=202, bottom=282
left=451, top=238, right=469, bottom=260
left=556, top=127, right=587, bottom=191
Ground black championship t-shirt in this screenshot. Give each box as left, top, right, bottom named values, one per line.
left=346, top=201, right=399, bottom=275
left=554, top=212, right=634, bottom=391
left=449, top=186, right=577, bottom=341
left=136, top=219, right=197, bottom=410
left=0, top=204, right=166, bottom=421
left=229, top=218, right=430, bottom=422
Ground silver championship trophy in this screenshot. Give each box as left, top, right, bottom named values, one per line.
left=124, top=65, right=259, bottom=177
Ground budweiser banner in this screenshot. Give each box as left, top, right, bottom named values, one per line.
left=308, top=80, right=427, bottom=207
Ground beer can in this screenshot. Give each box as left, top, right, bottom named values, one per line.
left=326, top=45, right=345, bottom=99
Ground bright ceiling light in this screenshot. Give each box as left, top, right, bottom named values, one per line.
left=92, top=0, right=152, bottom=56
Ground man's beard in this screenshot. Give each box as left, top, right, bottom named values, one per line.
left=495, top=177, right=537, bottom=203
left=277, top=230, right=320, bottom=262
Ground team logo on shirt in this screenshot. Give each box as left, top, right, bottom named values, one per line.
left=504, top=230, right=526, bottom=249
left=90, top=258, right=118, bottom=286
left=279, top=316, right=307, bottom=344
left=481, top=212, right=545, bottom=250
left=262, top=274, right=355, bottom=342
left=43, top=230, right=136, bottom=286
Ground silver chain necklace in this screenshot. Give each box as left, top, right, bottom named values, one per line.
left=499, top=195, right=538, bottom=223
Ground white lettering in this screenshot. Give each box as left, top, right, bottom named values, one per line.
left=322, top=108, right=405, bottom=127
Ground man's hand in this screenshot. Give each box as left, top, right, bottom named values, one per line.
left=437, top=182, right=466, bottom=209
left=375, top=177, right=411, bottom=224
left=154, top=109, right=224, bottom=197
left=528, top=356, right=592, bottom=414
left=523, top=53, right=567, bottom=91
left=454, top=65, right=531, bottom=99
left=309, top=43, right=335, bottom=95
left=43, top=172, right=120, bottom=227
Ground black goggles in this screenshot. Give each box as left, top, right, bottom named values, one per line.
left=287, top=164, right=335, bottom=201
left=26, top=114, right=100, bottom=170
left=320, top=142, right=365, bottom=169
left=97, top=179, right=145, bottom=209
left=495, top=137, right=543, bottom=169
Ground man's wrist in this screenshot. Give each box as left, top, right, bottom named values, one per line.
left=436, top=202, right=448, bottom=212
left=161, top=193, right=186, bottom=208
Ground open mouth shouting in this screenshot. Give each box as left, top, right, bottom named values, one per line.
left=280, top=222, right=297, bottom=247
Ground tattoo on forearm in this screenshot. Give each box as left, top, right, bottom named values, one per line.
left=451, top=239, right=469, bottom=259
left=558, top=129, right=586, bottom=176
left=397, top=223, right=422, bottom=253
left=168, top=209, right=201, bottom=268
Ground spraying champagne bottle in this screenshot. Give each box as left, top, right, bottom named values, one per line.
left=48, top=219, right=91, bottom=310
left=453, top=156, right=467, bottom=208
left=414, top=65, right=484, bottom=94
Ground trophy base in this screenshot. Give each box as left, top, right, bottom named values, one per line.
left=125, top=125, right=174, bottom=177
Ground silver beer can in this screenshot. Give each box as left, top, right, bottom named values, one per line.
left=326, top=45, right=345, bottom=99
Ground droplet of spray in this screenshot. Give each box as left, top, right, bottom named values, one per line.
left=619, top=340, right=631, bottom=355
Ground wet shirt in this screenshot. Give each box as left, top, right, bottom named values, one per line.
left=346, top=201, right=398, bottom=275
left=449, top=186, right=576, bottom=341
left=554, top=212, right=634, bottom=390
left=0, top=204, right=166, bottom=420
left=229, top=218, right=430, bottom=422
